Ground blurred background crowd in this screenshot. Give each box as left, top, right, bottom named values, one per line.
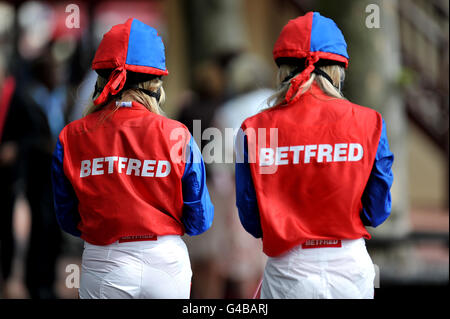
left=0, top=0, right=448, bottom=299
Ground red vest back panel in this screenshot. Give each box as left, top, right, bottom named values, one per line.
left=241, top=84, right=382, bottom=257
left=59, top=102, right=189, bottom=245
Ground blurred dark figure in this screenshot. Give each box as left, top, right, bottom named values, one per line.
left=210, top=52, right=273, bottom=299
left=176, top=59, right=228, bottom=298
left=177, top=59, right=227, bottom=144
left=0, top=55, right=20, bottom=294
left=0, top=47, right=65, bottom=298
left=22, top=48, right=65, bottom=299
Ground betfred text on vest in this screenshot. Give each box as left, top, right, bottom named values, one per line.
left=259, top=143, right=364, bottom=166
left=80, top=157, right=171, bottom=178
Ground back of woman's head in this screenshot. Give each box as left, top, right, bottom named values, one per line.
left=84, top=72, right=165, bottom=116
left=268, top=61, right=345, bottom=107
left=268, top=12, right=349, bottom=107
left=84, top=18, right=168, bottom=117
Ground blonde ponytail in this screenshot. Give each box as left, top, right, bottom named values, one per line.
left=267, top=64, right=345, bottom=109
left=83, top=76, right=165, bottom=117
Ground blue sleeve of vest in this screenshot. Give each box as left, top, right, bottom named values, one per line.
left=235, top=131, right=263, bottom=238
left=181, top=136, right=214, bottom=236
left=51, top=138, right=81, bottom=237
left=361, top=119, right=394, bottom=227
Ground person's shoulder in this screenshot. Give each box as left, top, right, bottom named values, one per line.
left=66, top=110, right=100, bottom=129
left=349, top=100, right=379, bottom=114
left=342, top=99, right=384, bottom=133
left=240, top=101, right=284, bottom=130
left=341, top=98, right=382, bottom=119
left=58, top=113, right=94, bottom=142
left=150, top=111, right=190, bottom=132
left=140, top=111, right=191, bottom=144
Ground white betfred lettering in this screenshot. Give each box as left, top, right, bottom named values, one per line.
left=289, top=145, right=304, bottom=164
left=304, top=145, right=317, bottom=164
left=348, top=143, right=364, bottom=161
left=104, top=156, right=118, bottom=174
left=333, top=143, right=348, bottom=162
left=258, top=143, right=364, bottom=166
left=126, top=159, right=141, bottom=176
left=92, top=158, right=104, bottom=176
left=275, top=147, right=289, bottom=165
left=260, top=148, right=274, bottom=166
left=141, top=160, right=156, bottom=177
left=118, top=157, right=128, bottom=173
left=80, top=160, right=91, bottom=178
left=317, top=144, right=333, bottom=163
left=79, top=157, right=172, bottom=178
left=156, top=160, right=171, bottom=177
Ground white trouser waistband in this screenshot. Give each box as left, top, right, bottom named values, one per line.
left=261, top=238, right=375, bottom=299
left=80, top=235, right=192, bottom=299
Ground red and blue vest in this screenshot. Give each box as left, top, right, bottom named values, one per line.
left=57, top=102, right=191, bottom=245
left=240, top=83, right=383, bottom=257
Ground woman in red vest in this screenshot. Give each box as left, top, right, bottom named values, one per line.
left=51, top=19, right=214, bottom=298
left=235, top=12, right=394, bottom=298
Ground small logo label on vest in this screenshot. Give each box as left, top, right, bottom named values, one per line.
left=302, top=239, right=342, bottom=249
left=116, top=101, right=132, bottom=107
left=119, top=235, right=157, bottom=243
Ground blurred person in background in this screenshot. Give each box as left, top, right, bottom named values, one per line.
left=0, top=53, right=19, bottom=297
left=0, top=0, right=76, bottom=297
left=176, top=59, right=228, bottom=298
left=25, top=46, right=66, bottom=299
left=210, top=52, right=273, bottom=298
left=0, top=45, right=64, bottom=298
left=51, top=19, right=214, bottom=299
left=177, top=59, right=227, bottom=139
left=216, top=52, right=274, bottom=131
left=22, top=46, right=65, bottom=299
left=235, top=12, right=394, bottom=299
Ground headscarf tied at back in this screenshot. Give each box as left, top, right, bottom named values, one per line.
left=272, top=12, right=349, bottom=104
left=91, top=18, right=169, bottom=106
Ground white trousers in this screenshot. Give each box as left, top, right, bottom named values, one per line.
left=260, top=238, right=375, bottom=299
left=79, top=235, right=192, bottom=299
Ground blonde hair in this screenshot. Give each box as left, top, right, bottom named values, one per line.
left=83, top=76, right=165, bottom=117
left=267, top=64, right=345, bottom=108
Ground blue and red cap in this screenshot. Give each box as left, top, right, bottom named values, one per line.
left=92, top=18, right=168, bottom=105
left=273, top=12, right=348, bottom=103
